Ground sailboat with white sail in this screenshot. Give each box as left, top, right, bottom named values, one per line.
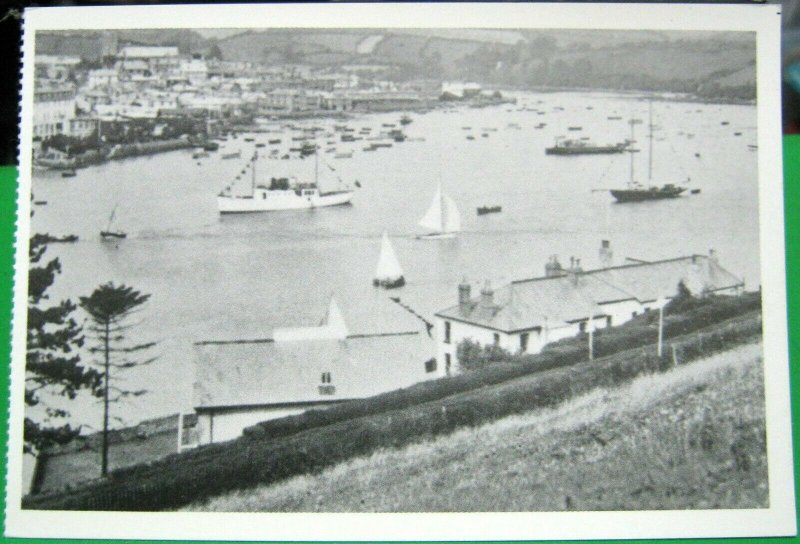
left=100, top=205, right=127, bottom=240
left=373, top=231, right=405, bottom=289
left=417, top=183, right=461, bottom=239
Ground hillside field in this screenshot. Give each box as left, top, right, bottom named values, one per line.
left=189, top=342, right=767, bottom=512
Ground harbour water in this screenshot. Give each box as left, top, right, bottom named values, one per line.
left=30, top=90, right=759, bottom=428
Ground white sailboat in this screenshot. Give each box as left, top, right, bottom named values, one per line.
left=373, top=231, right=405, bottom=289
left=417, top=183, right=461, bottom=239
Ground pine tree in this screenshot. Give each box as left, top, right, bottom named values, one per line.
left=25, top=234, right=102, bottom=455
left=79, top=283, right=156, bottom=477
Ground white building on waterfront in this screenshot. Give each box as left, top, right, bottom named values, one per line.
left=33, top=81, right=76, bottom=139
left=434, top=245, right=744, bottom=374
left=192, top=297, right=439, bottom=445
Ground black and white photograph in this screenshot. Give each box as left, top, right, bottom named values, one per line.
left=6, top=3, right=794, bottom=540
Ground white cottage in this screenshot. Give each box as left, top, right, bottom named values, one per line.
left=434, top=247, right=744, bottom=374
left=193, top=297, right=439, bottom=445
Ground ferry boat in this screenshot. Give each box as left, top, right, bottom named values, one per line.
left=217, top=152, right=354, bottom=214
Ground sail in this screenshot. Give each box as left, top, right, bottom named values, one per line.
left=443, top=194, right=461, bottom=233
left=418, top=187, right=443, bottom=232
left=375, top=231, right=404, bottom=281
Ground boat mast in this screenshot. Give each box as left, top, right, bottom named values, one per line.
left=629, top=118, right=635, bottom=187
left=106, top=204, right=117, bottom=232
left=251, top=151, right=256, bottom=196
left=648, top=100, right=653, bottom=181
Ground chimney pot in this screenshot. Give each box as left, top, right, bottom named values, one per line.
left=545, top=254, right=563, bottom=277
left=458, top=278, right=471, bottom=314
left=480, top=280, right=494, bottom=307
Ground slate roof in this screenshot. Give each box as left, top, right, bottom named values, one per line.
left=193, top=331, right=432, bottom=410
left=436, top=255, right=743, bottom=333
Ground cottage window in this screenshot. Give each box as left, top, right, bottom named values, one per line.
left=493, top=333, right=500, bottom=345
left=606, top=316, right=613, bottom=327
left=445, top=353, right=452, bottom=375
left=424, top=359, right=437, bottom=373
left=579, top=321, right=587, bottom=333
left=321, top=372, right=332, bottom=384
left=444, top=321, right=451, bottom=344
left=520, top=333, right=529, bottom=352
left=632, top=311, right=638, bottom=319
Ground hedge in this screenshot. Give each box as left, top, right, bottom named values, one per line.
left=23, top=305, right=762, bottom=512
left=243, top=291, right=761, bottom=441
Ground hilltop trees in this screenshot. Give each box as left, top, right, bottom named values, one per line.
left=80, top=283, right=156, bottom=477
left=25, top=234, right=102, bottom=455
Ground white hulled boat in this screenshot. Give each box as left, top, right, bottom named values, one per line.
left=417, top=183, right=461, bottom=239
left=373, top=231, right=405, bottom=289
left=217, top=151, right=354, bottom=214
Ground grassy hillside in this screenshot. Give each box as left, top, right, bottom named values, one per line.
left=190, top=342, right=767, bottom=512
left=22, top=300, right=762, bottom=511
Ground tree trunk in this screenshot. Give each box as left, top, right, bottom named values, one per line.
left=101, top=319, right=110, bottom=477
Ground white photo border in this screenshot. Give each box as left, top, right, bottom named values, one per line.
left=7, top=2, right=794, bottom=540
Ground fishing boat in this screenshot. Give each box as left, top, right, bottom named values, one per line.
left=400, top=115, right=413, bottom=126
left=373, top=231, right=405, bottom=289
left=100, top=205, right=127, bottom=240
left=203, top=141, right=220, bottom=152
left=545, top=138, right=629, bottom=155
left=608, top=103, right=687, bottom=203
left=217, top=151, right=354, bottom=214
left=417, top=183, right=461, bottom=239
left=222, top=151, right=242, bottom=160
left=61, top=169, right=77, bottom=178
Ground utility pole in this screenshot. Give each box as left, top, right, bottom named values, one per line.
left=657, top=296, right=666, bottom=357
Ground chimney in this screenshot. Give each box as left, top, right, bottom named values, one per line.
left=480, top=280, right=494, bottom=307
left=545, top=254, right=563, bottom=277
left=567, top=256, right=583, bottom=285
left=599, top=240, right=613, bottom=268
left=708, top=248, right=718, bottom=264
left=458, top=278, right=471, bottom=314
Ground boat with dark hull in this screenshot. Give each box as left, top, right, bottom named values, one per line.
left=610, top=184, right=686, bottom=202
left=546, top=138, right=629, bottom=155
left=609, top=102, right=688, bottom=204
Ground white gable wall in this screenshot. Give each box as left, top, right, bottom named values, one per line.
left=196, top=405, right=310, bottom=445
left=436, top=298, right=655, bottom=373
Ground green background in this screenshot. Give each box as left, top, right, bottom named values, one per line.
left=0, top=135, right=796, bottom=541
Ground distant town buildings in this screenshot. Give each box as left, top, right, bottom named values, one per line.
left=434, top=244, right=744, bottom=374
left=33, top=81, right=76, bottom=139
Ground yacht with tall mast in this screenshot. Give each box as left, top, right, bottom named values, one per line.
left=217, top=149, right=354, bottom=214
left=373, top=231, right=405, bottom=288
left=609, top=101, right=687, bottom=203
left=417, top=182, right=461, bottom=239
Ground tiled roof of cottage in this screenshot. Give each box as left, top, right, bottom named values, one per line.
left=194, top=331, right=432, bottom=410
left=193, top=296, right=434, bottom=410
left=436, top=255, right=743, bottom=333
